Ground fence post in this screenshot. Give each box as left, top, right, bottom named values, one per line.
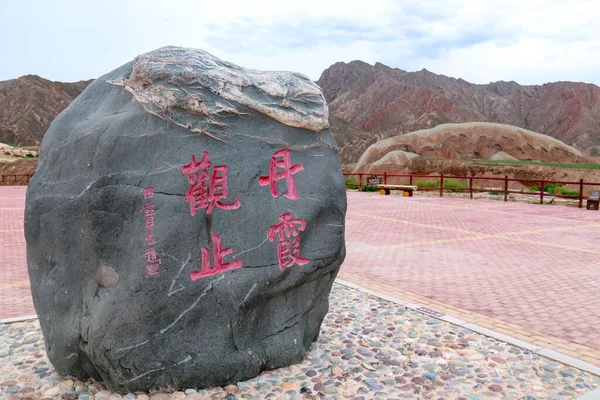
left=440, top=174, right=444, bottom=197
left=540, top=180, right=545, bottom=204
left=579, top=179, right=584, bottom=208
left=504, top=175, right=508, bottom=202
left=409, top=175, right=413, bottom=185
left=384, top=171, right=387, bottom=185
left=469, top=177, right=473, bottom=199
left=359, top=173, right=363, bottom=192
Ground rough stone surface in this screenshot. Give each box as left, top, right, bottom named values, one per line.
left=24, top=47, right=346, bottom=392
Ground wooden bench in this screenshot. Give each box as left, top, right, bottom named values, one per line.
left=375, top=184, right=418, bottom=196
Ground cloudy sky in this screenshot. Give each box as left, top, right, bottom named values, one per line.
left=2, top=0, right=599, bottom=85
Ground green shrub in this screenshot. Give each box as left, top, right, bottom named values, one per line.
left=530, top=183, right=578, bottom=196
left=414, top=178, right=468, bottom=192
left=443, top=178, right=468, bottom=192
left=414, top=179, right=439, bottom=188
left=545, top=183, right=559, bottom=194
left=558, top=188, right=579, bottom=196
left=26, top=153, right=34, bottom=158
left=361, top=186, right=379, bottom=192
left=4, top=151, right=11, bottom=156
left=443, top=178, right=467, bottom=188
left=345, top=177, right=359, bottom=189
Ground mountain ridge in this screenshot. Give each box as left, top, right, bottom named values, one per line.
left=317, top=61, right=600, bottom=164
left=2, top=63, right=600, bottom=166
left=0, top=75, right=92, bottom=146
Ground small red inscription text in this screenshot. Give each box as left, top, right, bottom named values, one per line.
left=141, top=187, right=160, bottom=277
left=143, top=187, right=155, bottom=199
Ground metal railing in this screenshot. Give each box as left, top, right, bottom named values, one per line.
left=0, top=174, right=34, bottom=186
left=344, top=172, right=600, bottom=209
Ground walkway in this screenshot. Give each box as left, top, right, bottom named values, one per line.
left=340, top=191, right=600, bottom=366
left=2, top=187, right=600, bottom=367
left=0, top=186, right=32, bottom=319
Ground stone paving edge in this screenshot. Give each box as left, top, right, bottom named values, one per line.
left=335, top=277, right=600, bottom=379
left=574, top=385, right=600, bottom=400
left=0, top=314, right=38, bottom=324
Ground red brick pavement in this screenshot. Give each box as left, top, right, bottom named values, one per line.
left=2, top=187, right=600, bottom=363
left=0, top=186, right=34, bottom=319
left=341, top=191, right=600, bottom=361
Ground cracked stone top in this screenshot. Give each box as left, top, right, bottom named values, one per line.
left=108, top=46, right=329, bottom=136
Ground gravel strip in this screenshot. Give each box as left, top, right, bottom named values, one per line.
left=1, top=283, right=599, bottom=400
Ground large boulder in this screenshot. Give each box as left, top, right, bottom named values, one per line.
left=25, top=47, right=346, bottom=392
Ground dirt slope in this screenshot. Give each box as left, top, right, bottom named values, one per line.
left=0, top=75, right=92, bottom=146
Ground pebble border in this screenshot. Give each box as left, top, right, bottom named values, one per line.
left=336, top=279, right=600, bottom=378
left=2, top=281, right=600, bottom=399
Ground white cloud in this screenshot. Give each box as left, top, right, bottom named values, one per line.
left=218, top=40, right=381, bottom=79
left=0, top=0, right=599, bottom=85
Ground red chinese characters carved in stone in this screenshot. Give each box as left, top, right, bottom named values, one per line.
left=145, top=233, right=157, bottom=246
left=142, top=187, right=160, bottom=277
left=144, top=247, right=161, bottom=277
left=143, top=187, right=155, bottom=199
left=268, top=212, right=310, bottom=270
left=141, top=204, right=155, bottom=230
left=190, top=233, right=243, bottom=281
left=144, top=247, right=161, bottom=263
left=258, top=149, right=304, bottom=200
left=181, top=151, right=241, bottom=216
left=146, top=263, right=160, bottom=277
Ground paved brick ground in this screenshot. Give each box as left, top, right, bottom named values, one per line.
left=2, top=186, right=600, bottom=365
left=340, top=191, right=600, bottom=365
left=0, top=186, right=33, bottom=319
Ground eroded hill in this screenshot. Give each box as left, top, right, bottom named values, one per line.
left=0, top=75, right=92, bottom=146
left=354, top=122, right=592, bottom=173
left=318, top=61, right=600, bottom=163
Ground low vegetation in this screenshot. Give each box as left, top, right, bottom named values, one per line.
left=345, top=177, right=359, bottom=189
left=1, top=149, right=39, bottom=158
left=474, top=159, right=600, bottom=170
left=443, top=178, right=469, bottom=191
left=348, top=175, right=582, bottom=197
left=414, top=178, right=469, bottom=192
left=529, top=183, right=579, bottom=196
left=414, top=179, right=438, bottom=188
left=345, top=178, right=381, bottom=192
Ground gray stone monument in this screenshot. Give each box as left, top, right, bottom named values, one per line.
left=25, top=47, right=346, bottom=392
